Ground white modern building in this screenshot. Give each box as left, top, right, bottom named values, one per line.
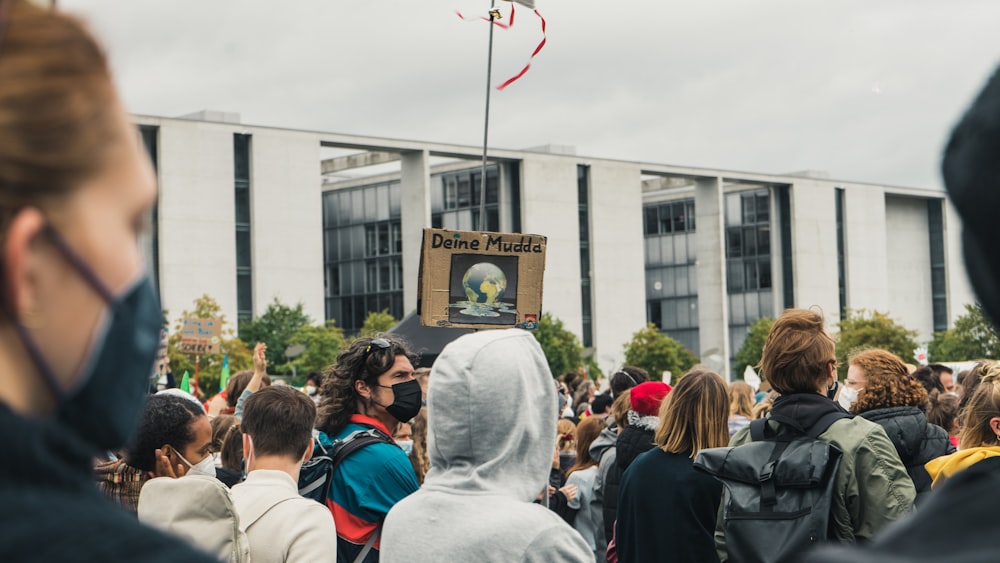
left=135, top=111, right=975, bottom=377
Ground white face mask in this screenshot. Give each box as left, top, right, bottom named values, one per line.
left=177, top=450, right=217, bottom=478
left=305, top=385, right=317, bottom=396
left=838, top=385, right=859, bottom=412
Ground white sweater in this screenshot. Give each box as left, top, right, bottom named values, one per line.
left=231, top=470, right=338, bottom=563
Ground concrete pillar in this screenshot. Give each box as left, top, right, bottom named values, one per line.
left=400, top=150, right=431, bottom=316
left=694, top=177, right=730, bottom=377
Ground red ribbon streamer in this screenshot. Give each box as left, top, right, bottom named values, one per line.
left=496, top=9, right=546, bottom=91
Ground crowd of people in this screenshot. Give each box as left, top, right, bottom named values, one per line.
left=6, top=1, right=1000, bottom=562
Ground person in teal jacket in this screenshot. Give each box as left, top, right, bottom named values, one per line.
left=316, top=336, right=421, bottom=563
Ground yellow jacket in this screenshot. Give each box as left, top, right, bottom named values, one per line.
left=924, top=446, right=1000, bottom=488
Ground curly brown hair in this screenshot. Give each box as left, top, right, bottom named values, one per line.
left=316, top=334, right=417, bottom=437
left=408, top=407, right=430, bottom=485
left=849, top=349, right=928, bottom=414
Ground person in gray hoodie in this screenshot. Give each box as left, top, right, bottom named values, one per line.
left=381, top=329, right=592, bottom=562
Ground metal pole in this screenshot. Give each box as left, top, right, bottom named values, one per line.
left=478, top=0, right=497, bottom=231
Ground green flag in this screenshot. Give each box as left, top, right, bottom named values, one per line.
left=219, top=356, right=230, bottom=392
left=179, top=371, right=190, bottom=394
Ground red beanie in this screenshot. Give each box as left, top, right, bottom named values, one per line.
left=629, top=381, right=672, bottom=417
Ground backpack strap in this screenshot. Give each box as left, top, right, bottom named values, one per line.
left=353, top=522, right=381, bottom=563
left=805, top=411, right=851, bottom=439
left=749, top=418, right=767, bottom=442
left=329, top=427, right=397, bottom=473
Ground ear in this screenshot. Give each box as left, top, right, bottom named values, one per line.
left=990, top=417, right=1000, bottom=437
left=242, top=433, right=251, bottom=461
left=2, top=208, right=47, bottom=318
left=355, top=378, right=371, bottom=400
left=302, top=440, right=314, bottom=463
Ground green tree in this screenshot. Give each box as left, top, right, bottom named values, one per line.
left=358, top=309, right=398, bottom=338
left=238, top=298, right=312, bottom=375
left=531, top=313, right=583, bottom=378
left=835, top=309, right=919, bottom=377
left=281, top=320, right=348, bottom=384
left=623, top=324, right=699, bottom=382
left=929, top=303, right=1000, bottom=361
left=167, top=294, right=253, bottom=397
left=735, top=317, right=774, bottom=376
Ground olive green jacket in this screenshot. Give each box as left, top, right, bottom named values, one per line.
left=715, top=416, right=916, bottom=560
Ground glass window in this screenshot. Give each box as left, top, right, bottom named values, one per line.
left=366, top=262, right=377, bottom=293
left=727, top=259, right=744, bottom=292
left=675, top=235, right=688, bottom=264
left=352, top=263, right=365, bottom=296
left=645, top=237, right=661, bottom=265
left=745, top=261, right=760, bottom=290
left=327, top=298, right=342, bottom=327
left=757, top=226, right=771, bottom=256
left=760, top=290, right=773, bottom=318
left=487, top=208, right=499, bottom=232
left=329, top=265, right=340, bottom=296
left=661, top=236, right=674, bottom=264
left=324, top=230, right=338, bottom=263
left=756, top=193, right=770, bottom=222
left=648, top=300, right=662, bottom=328
left=237, top=273, right=252, bottom=316
left=235, top=188, right=250, bottom=225
left=672, top=202, right=686, bottom=232
left=376, top=185, right=390, bottom=221
left=380, top=261, right=391, bottom=291
left=337, top=191, right=351, bottom=225
left=659, top=203, right=673, bottom=233
left=676, top=266, right=689, bottom=296
left=662, top=299, right=678, bottom=330
left=442, top=212, right=457, bottom=230
left=486, top=170, right=499, bottom=204
left=365, top=225, right=377, bottom=257
left=743, top=227, right=757, bottom=257
left=233, top=134, right=251, bottom=181
left=394, top=258, right=403, bottom=290
left=236, top=229, right=251, bottom=268
left=730, top=294, right=746, bottom=325
left=378, top=223, right=390, bottom=255
left=351, top=190, right=364, bottom=223
left=444, top=177, right=457, bottom=210
left=391, top=222, right=402, bottom=254
left=726, top=229, right=742, bottom=258
left=760, top=259, right=772, bottom=289
left=579, top=208, right=589, bottom=241
left=457, top=211, right=473, bottom=231
left=323, top=192, right=338, bottom=227
left=645, top=206, right=658, bottom=236
left=580, top=246, right=591, bottom=278
left=431, top=214, right=442, bottom=229
left=364, top=189, right=376, bottom=221
left=725, top=193, right=741, bottom=227
left=390, top=183, right=402, bottom=218
left=742, top=193, right=756, bottom=224
left=457, top=174, right=471, bottom=208
left=686, top=200, right=696, bottom=232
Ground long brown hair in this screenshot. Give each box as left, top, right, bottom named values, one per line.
left=654, top=368, right=729, bottom=458
left=566, top=415, right=605, bottom=477
left=0, top=1, right=120, bottom=244
left=409, top=407, right=430, bottom=485
left=729, top=381, right=754, bottom=418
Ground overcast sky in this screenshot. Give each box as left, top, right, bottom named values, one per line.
left=63, top=0, right=1000, bottom=189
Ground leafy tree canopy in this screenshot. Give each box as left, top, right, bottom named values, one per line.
left=835, top=309, right=919, bottom=377
left=531, top=313, right=583, bottom=378
left=281, top=320, right=347, bottom=385
left=238, top=298, right=311, bottom=375
left=735, top=316, right=774, bottom=376
left=358, top=309, right=398, bottom=338
left=623, top=323, right=699, bottom=382
left=929, top=303, right=1000, bottom=362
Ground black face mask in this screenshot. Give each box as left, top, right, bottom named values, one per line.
left=15, top=226, right=162, bottom=452
left=378, top=379, right=423, bottom=423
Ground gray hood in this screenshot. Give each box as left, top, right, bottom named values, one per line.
left=424, top=329, right=557, bottom=503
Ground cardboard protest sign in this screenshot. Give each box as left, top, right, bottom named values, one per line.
left=418, top=228, right=546, bottom=329
left=178, top=317, right=222, bottom=355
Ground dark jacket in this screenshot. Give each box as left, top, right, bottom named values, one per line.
left=603, top=417, right=658, bottom=544
left=0, top=403, right=217, bottom=562
left=617, top=448, right=722, bottom=563
left=809, top=456, right=1000, bottom=562
left=858, top=406, right=955, bottom=503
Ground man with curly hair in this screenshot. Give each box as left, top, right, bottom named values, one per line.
left=315, top=336, right=420, bottom=563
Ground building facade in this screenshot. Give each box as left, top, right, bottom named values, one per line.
left=135, top=112, right=975, bottom=377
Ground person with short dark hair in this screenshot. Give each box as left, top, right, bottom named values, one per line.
left=232, top=386, right=337, bottom=562
left=610, top=366, right=648, bottom=398
left=591, top=392, right=614, bottom=416
left=316, top=335, right=420, bottom=562
left=129, top=393, right=214, bottom=479
left=929, top=364, right=956, bottom=395
left=912, top=366, right=945, bottom=396
left=305, top=372, right=323, bottom=403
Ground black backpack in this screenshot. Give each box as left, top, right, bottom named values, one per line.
left=298, top=426, right=397, bottom=503
left=693, top=411, right=849, bottom=563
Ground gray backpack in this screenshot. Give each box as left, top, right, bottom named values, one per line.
left=693, top=412, right=848, bottom=563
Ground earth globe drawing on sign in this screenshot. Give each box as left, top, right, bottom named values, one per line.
left=459, top=262, right=508, bottom=317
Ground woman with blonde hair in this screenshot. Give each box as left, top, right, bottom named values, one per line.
left=728, top=380, right=755, bottom=437
left=926, top=361, right=1000, bottom=488
left=556, top=418, right=577, bottom=476
left=846, top=349, right=954, bottom=503
left=615, top=369, right=730, bottom=563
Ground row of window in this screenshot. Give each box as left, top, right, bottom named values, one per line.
left=441, top=168, right=499, bottom=211
left=326, top=257, right=403, bottom=298
left=326, top=294, right=404, bottom=334
left=324, top=183, right=402, bottom=228
left=644, top=199, right=696, bottom=236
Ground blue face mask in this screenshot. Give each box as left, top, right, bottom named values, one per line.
left=15, top=225, right=162, bottom=452
left=396, top=440, right=414, bottom=456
